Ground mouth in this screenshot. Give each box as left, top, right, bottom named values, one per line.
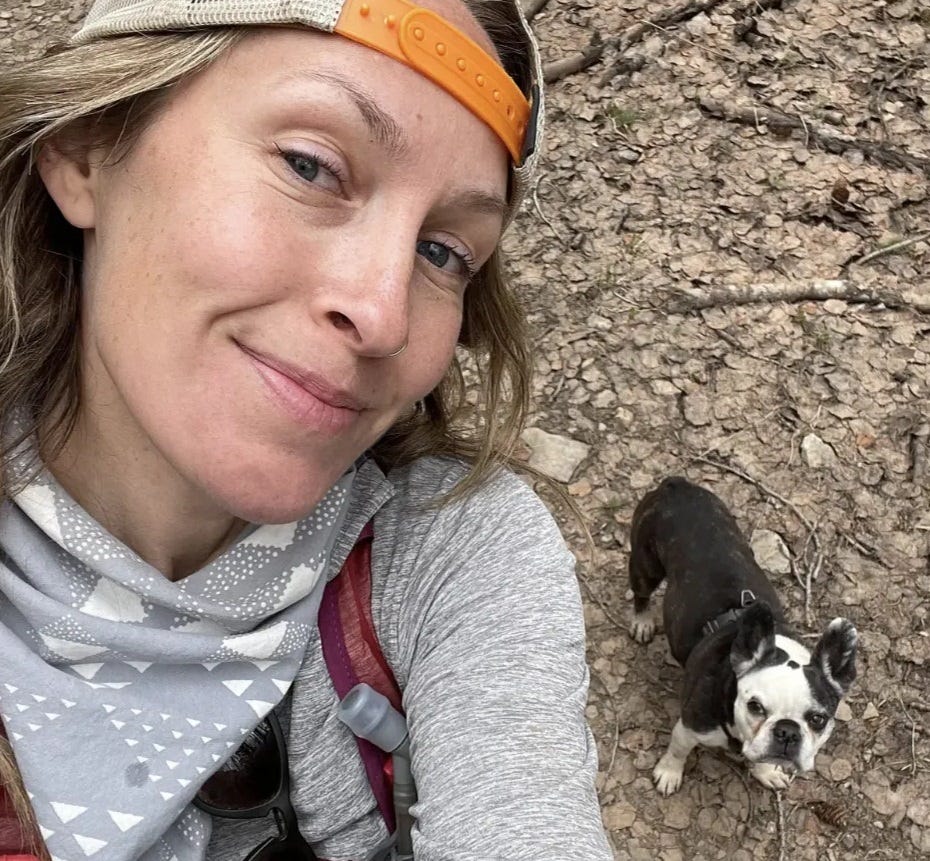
left=238, top=342, right=365, bottom=434
left=752, top=754, right=800, bottom=773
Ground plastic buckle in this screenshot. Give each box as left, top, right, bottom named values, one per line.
left=335, top=0, right=531, bottom=163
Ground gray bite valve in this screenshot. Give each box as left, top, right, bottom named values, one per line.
left=338, top=683, right=416, bottom=861
left=338, top=683, right=408, bottom=754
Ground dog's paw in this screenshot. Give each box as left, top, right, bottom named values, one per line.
left=630, top=613, right=655, bottom=644
left=750, top=762, right=794, bottom=791
left=653, top=754, right=684, bottom=795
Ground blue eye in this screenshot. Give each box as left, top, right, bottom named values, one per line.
left=416, top=239, right=475, bottom=279
left=288, top=153, right=321, bottom=182
left=277, top=146, right=343, bottom=194
left=418, top=240, right=450, bottom=268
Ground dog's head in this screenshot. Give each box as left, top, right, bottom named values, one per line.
left=729, top=602, right=857, bottom=773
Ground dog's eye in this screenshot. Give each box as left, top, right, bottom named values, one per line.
left=808, top=713, right=828, bottom=731
left=747, top=700, right=766, bottom=717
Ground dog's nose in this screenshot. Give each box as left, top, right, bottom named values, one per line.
left=773, top=719, right=801, bottom=748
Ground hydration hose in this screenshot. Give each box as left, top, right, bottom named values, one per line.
left=338, top=684, right=416, bottom=861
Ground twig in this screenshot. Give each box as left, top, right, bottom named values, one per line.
left=720, top=756, right=755, bottom=823
left=909, top=423, right=929, bottom=485
left=733, top=0, right=786, bottom=41
left=848, top=230, right=930, bottom=267
left=530, top=175, right=567, bottom=248
left=837, top=530, right=883, bottom=567
left=543, top=31, right=604, bottom=84
left=896, top=692, right=919, bottom=776
left=577, top=571, right=627, bottom=634
left=775, top=791, right=788, bottom=861
left=798, top=516, right=823, bottom=626
left=543, top=0, right=732, bottom=85
left=523, top=0, right=551, bottom=23
left=698, top=96, right=930, bottom=176
left=606, top=717, right=622, bottom=777
left=668, top=279, right=930, bottom=315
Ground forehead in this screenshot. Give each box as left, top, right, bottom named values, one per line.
left=738, top=636, right=837, bottom=712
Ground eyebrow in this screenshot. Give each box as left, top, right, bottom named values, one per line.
left=445, top=189, right=510, bottom=222
left=282, top=68, right=409, bottom=159
left=279, top=67, right=510, bottom=222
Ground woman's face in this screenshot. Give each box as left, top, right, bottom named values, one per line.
left=63, top=8, right=509, bottom=523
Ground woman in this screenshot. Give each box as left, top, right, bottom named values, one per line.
left=0, top=0, right=612, bottom=858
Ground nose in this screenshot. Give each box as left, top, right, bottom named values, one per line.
left=773, top=719, right=801, bottom=750
left=322, top=234, right=413, bottom=359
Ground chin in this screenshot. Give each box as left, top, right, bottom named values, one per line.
left=203, top=455, right=354, bottom=526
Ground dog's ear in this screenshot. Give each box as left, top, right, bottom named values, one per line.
left=811, top=618, right=858, bottom=697
left=731, top=602, right=776, bottom=677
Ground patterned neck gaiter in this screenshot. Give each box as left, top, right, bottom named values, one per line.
left=0, top=421, right=355, bottom=861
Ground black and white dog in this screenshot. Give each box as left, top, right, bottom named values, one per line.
left=628, top=476, right=858, bottom=794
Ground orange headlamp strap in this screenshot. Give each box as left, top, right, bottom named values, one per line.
left=335, top=0, right=532, bottom=164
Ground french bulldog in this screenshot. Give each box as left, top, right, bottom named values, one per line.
left=628, top=476, right=857, bottom=794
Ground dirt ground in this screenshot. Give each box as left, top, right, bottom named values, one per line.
left=3, top=0, right=929, bottom=858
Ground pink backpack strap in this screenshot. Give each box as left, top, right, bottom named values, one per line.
left=319, top=521, right=403, bottom=833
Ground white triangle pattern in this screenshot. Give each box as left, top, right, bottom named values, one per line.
left=73, top=833, right=108, bottom=855
left=1, top=668, right=294, bottom=859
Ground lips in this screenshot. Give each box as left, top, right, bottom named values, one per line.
left=239, top=343, right=365, bottom=434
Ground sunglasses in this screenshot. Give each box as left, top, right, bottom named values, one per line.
left=194, top=711, right=318, bottom=861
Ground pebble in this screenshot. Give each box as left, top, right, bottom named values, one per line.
left=662, top=797, right=691, bottom=830
left=801, top=433, right=838, bottom=468
left=603, top=801, right=637, bottom=830
left=750, top=529, right=792, bottom=575
left=520, top=427, right=590, bottom=483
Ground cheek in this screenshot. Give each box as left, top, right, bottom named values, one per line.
left=405, top=297, right=463, bottom=395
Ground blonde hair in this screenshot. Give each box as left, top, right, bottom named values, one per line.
left=0, top=11, right=534, bottom=504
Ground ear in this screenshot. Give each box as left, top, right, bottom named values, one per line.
left=36, top=141, right=99, bottom=230
left=730, top=601, right=776, bottom=677
left=811, top=618, right=858, bottom=697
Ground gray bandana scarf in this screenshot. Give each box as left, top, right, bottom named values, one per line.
left=0, top=425, right=355, bottom=861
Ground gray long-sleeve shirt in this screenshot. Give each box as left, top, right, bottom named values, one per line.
left=206, top=456, right=612, bottom=861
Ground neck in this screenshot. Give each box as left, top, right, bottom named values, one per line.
left=40, top=408, right=246, bottom=582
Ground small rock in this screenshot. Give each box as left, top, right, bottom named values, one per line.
left=683, top=392, right=712, bottom=426
left=911, top=825, right=930, bottom=854
left=863, top=701, right=880, bottom=720
left=603, top=801, right=637, bottom=830
left=835, top=699, right=853, bottom=722
left=861, top=769, right=906, bottom=818
left=568, top=478, right=592, bottom=497
left=801, top=433, right=838, bottom=468
left=662, top=796, right=691, bottom=830
left=830, top=757, right=853, bottom=781
left=823, top=299, right=848, bottom=314
left=651, top=379, right=680, bottom=397
left=750, top=529, right=792, bottom=575
left=908, top=799, right=930, bottom=827
left=614, top=406, right=634, bottom=428
left=520, top=427, right=590, bottom=483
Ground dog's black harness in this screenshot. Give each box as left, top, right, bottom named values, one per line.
left=701, top=589, right=757, bottom=638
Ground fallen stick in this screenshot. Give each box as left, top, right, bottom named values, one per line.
left=543, top=0, right=732, bottom=84
left=543, top=31, right=605, bottom=83
left=848, top=230, right=930, bottom=267
left=667, top=279, right=930, bottom=314
left=910, top=423, right=929, bottom=485
left=698, top=96, right=930, bottom=176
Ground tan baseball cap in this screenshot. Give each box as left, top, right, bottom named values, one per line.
left=72, top=0, right=544, bottom=216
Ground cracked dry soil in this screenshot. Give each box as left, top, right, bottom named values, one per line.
left=3, top=0, right=929, bottom=858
